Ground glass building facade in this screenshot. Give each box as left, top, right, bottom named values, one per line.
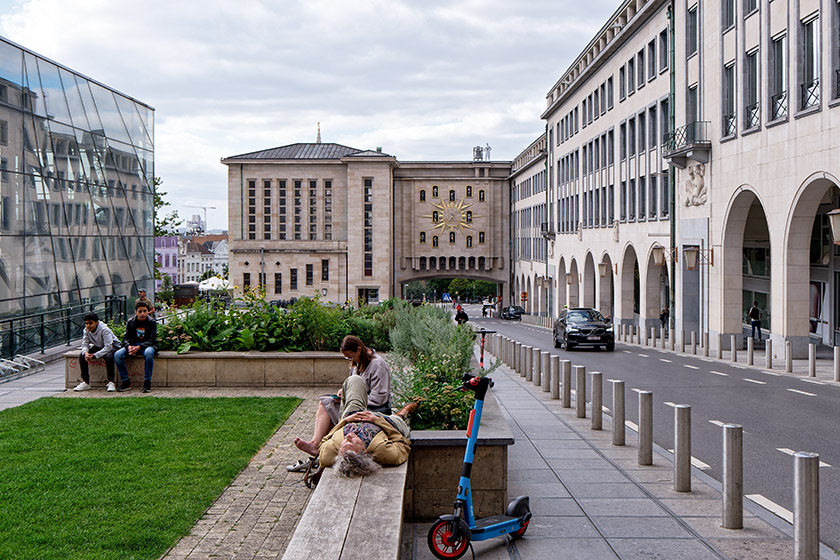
left=0, top=36, right=155, bottom=318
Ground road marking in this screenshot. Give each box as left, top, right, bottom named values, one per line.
left=701, top=358, right=715, bottom=362
left=660, top=359, right=672, bottom=363
left=684, top=364, right=699, bottom=370
left=747, top=494, right=793, bottom=523
left=744, top=378, right=766, bottom=385
left=625, top=420, right=638, bottom=431
left=801, top=378, right=825, bottom=385
left=709, top=420, right=725, bottom=427
left=710, top=371, right=729, bottom=376
left=623, top=350, right=633, bottom=354
left=638, top=353, right=649, bottom=358
left=776, top=448, right=831, bottom=467
left=732, top=365, right=747, bottom=369
left=761, top=370, right=781, bottom=376
left=787, top=388, right=816, bottom=397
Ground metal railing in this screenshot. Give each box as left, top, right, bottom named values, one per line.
left=770, top=91, right=787, bottom=120
left=0, top=295, right=126, bottom=359
left=744, top=102, right=760, bottom=129
left=800, top=78, right=819, bottom=110
left=723, top=113, right=737, bottom=137
left=662, top=121, right=710, bottom=155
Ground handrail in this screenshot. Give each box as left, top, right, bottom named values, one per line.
left=662, top=121, right=710, bottom=155
left=0, top=295, right=127, bottom=359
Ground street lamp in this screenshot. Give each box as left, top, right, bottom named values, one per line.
left=828, top=209, right=840, bottom=244
left=565, top=273, right=574, bottom=285
left=683, top=246, right=713, bottom=270
left=321, top=288, right=328, bottom=297
left=598, top=262, right=609, bottom=277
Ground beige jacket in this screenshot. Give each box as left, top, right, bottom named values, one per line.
left=319, top=414, right=410, bottom=467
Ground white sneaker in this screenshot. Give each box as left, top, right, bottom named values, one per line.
left=106, top=381, right=116, bottom=392
left=73, top=381, right=91, bottom=392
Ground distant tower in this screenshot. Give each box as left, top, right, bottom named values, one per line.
left=316, top=122, right=321, bottom=144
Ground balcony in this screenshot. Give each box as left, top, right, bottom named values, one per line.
left=770, top=91, right=788, bottom=120
left=540, top=221, right=555, bottom=240
left=744, top=102, right=760, bottom=129
left=800, top=78, right=819, bottom=110
left=662, top=121, right=711, bottom=169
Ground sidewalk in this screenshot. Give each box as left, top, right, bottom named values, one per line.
left=403, top=350, right=827, bottom=560
left=0, top=359, right=66, bottom=411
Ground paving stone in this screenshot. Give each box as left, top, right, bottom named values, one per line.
left=592, top=516, right=695, bottom=539
left=607, top=538, right=723, bottom=560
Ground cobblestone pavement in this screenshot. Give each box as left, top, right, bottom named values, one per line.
left=58, top=386, right=322, bottom=560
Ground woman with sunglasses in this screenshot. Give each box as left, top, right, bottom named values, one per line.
left=292, top=335, right=391, bottom=459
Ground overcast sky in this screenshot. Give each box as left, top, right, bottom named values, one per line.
left=0, top=0, right=618, bottom=230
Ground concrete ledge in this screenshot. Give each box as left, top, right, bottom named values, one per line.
left=405, top=391, right=513, bottom=521
left=283, top=462, right=407, bottom=560
left=63, top=350, right=350, bottom=389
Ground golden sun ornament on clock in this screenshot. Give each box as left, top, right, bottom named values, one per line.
left=422, top=198, right=478, bottom=235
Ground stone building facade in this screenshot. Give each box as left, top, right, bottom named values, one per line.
left=517, top=0, right=840, bottom=357
left=222, top=144, right=511, bottom=305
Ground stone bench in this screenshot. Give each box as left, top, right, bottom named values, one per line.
left=63, top=350, right=351, bottom=389
left=282, top=462, right=408, bottom=560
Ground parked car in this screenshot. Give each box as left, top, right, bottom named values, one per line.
left=501, top=306, right=525, bottom=320
left=553, top=307, right=615, bottom=351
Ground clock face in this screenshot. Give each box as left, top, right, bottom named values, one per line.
left=422, top=197, right=478, bottom=235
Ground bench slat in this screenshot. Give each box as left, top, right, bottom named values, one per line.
left=340, top=463, right=407, bottom=560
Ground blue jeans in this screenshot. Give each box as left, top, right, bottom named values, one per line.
left=751, top=320, right=761, bottom=340
left=115, top=346, right=155, bottom=381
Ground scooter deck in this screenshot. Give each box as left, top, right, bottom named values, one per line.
left=472, top=514, right=519, bottom=534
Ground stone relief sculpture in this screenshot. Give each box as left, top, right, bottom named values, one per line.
left=684, top=163, right=707, bottom=206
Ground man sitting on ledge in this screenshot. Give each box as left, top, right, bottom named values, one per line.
left=318, top=375, right=413, bottom=477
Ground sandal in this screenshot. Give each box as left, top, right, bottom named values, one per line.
left=286, top=457, right=318, bottom=472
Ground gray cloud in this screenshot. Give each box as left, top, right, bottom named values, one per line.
left=1, top=0, right=618, bottom=229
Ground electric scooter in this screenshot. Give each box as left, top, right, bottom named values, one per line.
left=427, top=370, right=531, bottom=559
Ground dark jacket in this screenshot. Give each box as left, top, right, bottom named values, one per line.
left=455, top=310, right=469, bottom=324
left=123, top=316, right=157, bottom=350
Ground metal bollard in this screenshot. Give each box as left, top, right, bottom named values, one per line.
left=716, top=333, right=723, bottom=360
left=611, top=380, right=625, bottom=446
left=786, top=340, right=793, bottom=373
left=524, top=346, right=533, bottom=381
left=680, top=330, right=686, bottom=353
left=747, top=337, right=754, bottom=366
left=622, top=324, right=628, bottom=342
left=766, top=339, right=773, bottom=370
left=730, top=335, right=738, bottom=363
left=591, top=372, right=602, bottom=430
left=669, top=329, right=674, bottom=351
left=835, top=346, right=840, bottom=383
left=651, top=327, right=656, bottom=348
left=674, top=405, right=691, bottom=492
left=722, top=424, right=743, bottom=529
left=638, top=391, right=653, bottom=466
left=808, top=343, right=816, bottom=377
left=691, top=331, right=697, bottom=355
left=794, top=452, right=820, bottom=559
left=550, top=355, right=560, bottom=399
left=703, top=332, right=709, bottom=357
left=661, top=328, right=666, bottom=349
left=575, top=365, right=587, bottom=418
left=562, top=360, right=572, bottom=408
left=514, top=342, right=521, bottom=373
left=532, top=347, right=541, bottom=386
left=541, top=352, right=550, bottom=392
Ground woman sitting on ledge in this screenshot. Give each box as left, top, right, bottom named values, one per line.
left=293, top=335, right=391, bottom=457
left=319, top=374, right=413, bottom=477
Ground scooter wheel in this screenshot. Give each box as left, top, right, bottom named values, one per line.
left=428, top=519, right=470, bottom=559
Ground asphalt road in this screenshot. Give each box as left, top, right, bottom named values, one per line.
left=464, top=307, right=840, bottom=553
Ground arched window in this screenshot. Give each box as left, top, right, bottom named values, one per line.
left=466, top=185, right=473, bottom=197
left=466, top=211, right=472, bottom=223
left=432, top=186, right=439, bottom=198
left=432, top=211, right=438, bottom=223
left=466, top=236, right=473, bottom=247
left=432, top=236, right=439, bottom=248
left=479, top=189, right=485, bottom=202
left=479, top=231, right=485, bottom=244
left=419, top=189, right=426, bottom=202
left=449, top=232, right=455, bottom=244
left=449, top=190, right=455, bottom=201
left=419, top=232, right=426, bottom=244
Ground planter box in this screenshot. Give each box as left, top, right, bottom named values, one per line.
left=405, top=391, right=513, bottom=521
left=63, top=350, right=350, bottom=389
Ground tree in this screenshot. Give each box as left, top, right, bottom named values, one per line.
left=199, top=269, right=215, bottom=281
left=404, top=281, right=427, bottom=300
left=154, top=177, right=183, bottom=238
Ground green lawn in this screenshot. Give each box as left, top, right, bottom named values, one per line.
left=0, top=396, right=301, bottom=560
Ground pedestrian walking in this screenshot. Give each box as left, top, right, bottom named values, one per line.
left=660, top=306, right=669, bottom=333
left=749, top=301, right=762, bottom=340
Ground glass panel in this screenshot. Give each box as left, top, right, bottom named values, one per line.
left=0, top=40, right=23, bottom=108
left=21, top=52, right=47, bottom=119
left=114, top=93, right=151, bottom=150
left=88, top=80, right=130, bottom=144
left=23, top=235, right=60, bottom=309
left=73, top=75, right=104, bottom=132
left=59, top=68, right=91, bottom=130
left=36, top=59, right=74, bottom=127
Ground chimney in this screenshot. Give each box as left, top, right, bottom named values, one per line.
left=316, top=122, right=321, bottom=144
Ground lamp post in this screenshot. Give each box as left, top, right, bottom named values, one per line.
left=827, top=209, right=840, bottom=243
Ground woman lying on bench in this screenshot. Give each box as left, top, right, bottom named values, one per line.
left=318, top=375, right=415, bottom=477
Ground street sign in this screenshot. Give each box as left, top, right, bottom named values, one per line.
left=442, top=293, right=452, bottom=302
